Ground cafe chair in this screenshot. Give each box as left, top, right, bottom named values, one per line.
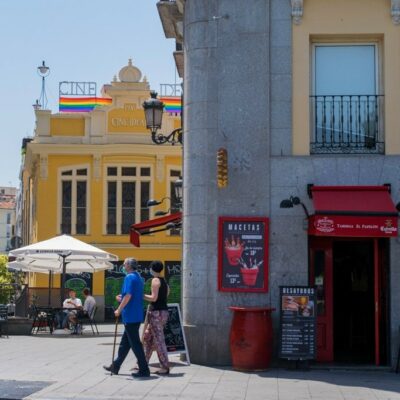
left=0, top=305, right=9, bottom=338
left=76, top=306, right=99, bottom=335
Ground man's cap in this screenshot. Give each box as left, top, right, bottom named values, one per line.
left=124, top=258, right=138, bottom=270
left=150, top=260, right=164, bottom=273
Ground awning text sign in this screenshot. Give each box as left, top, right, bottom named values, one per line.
left=309, top=215, right=398, bottom=237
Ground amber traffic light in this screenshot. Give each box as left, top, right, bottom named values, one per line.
left=217, top=148, right=228, bottom=188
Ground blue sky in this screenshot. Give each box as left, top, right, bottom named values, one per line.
left=0, top=0, right=179, bottom=187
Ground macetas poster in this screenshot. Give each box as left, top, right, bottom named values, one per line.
left=218, top=216, right=269, bottom=292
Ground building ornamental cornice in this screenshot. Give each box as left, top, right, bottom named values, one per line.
left=25, top=142, right=181, bottom=157
left=292, top=0, right=400, bottom=25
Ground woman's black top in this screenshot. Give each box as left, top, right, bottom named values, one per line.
left=149, top=277, right=168, bottom=311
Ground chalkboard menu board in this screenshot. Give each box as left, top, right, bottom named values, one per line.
left=218, top=216, right=269, bottom=292
left=104, top=261, right=155, bottom=320
left=279, top=286, right=316, bottom=360
left=65, top=273, right=92, bottom=302
left=162, top=304, right=190, bottom=363
left=165, top=261, right=181, bottom=305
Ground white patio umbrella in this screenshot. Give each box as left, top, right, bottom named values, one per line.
left=8, top=235, right=118, bottom=306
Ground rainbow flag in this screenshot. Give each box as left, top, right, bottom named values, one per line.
left=160, top=96, right=182, bottom=114
left=59, top=97, right=112, bottom=112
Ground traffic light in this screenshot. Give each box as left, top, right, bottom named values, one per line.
left=217, top=148, right=228, bottom=188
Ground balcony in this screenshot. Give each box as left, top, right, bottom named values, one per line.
left=157, top=1, right=183, bottom=42
left=174, top=42, right=184, bottom=78
left=310, top=95, right=384, bottom=154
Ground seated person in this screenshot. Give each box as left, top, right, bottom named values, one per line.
left=68, top=288, right=96, bottom=333
left=60, top=289, right=82, bottom=330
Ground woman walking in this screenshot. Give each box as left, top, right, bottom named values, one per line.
left=143, top=260, right=170, bottom=375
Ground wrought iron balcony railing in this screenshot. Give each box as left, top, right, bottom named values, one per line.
left=310, top=95, right=384, bottom=154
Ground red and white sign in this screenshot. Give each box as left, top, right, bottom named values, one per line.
left=308, top=215, right=398, bottom=237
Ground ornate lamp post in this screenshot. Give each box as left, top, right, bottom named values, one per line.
left=37, top=61, right=50, bottom=110
left=143, top=91, right=183, bottom=145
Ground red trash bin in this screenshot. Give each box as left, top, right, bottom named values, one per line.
left=229, top=306, right=275, bottom=371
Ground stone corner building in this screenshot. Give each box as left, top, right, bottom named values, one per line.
left=157, top=0, right=400, bottom=368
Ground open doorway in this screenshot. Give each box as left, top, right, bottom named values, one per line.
left=333, top=240, right=375, bottom=363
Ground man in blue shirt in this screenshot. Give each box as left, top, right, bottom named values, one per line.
left=103, top=258, right=150, bottom=378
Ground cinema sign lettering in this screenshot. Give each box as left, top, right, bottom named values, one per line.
left=59, top=81, right=97, bottom=96
left=308, top=215, right=398, bottom=238
left=110, top=118, right=146, bottom=128
left=108, top=105, right=146, bottom=133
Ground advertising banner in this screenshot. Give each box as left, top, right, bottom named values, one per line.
left=218, top=216, right=269, bottom=292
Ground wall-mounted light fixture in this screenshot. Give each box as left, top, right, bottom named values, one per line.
left=280, top=196, right=309, bottom=218
left=147, top=197, right=170, bottom=207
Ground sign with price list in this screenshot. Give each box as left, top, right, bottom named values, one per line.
left=279, top=286, right=316, bottom=360
left=218, top=216, right=269, bottom=292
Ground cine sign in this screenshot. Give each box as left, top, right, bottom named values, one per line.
left=59, top=81, right=97, bottom=96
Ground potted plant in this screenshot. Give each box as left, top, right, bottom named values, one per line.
left=239, top=258, right=263, bottom=286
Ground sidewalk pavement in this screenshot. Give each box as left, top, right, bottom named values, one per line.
left=1, top=324, right=400, bottom=400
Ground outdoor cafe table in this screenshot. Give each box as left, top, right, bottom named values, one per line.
left=31, top=306, right=81, bottom=334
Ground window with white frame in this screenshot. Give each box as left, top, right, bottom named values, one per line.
left=311, top=43, right=383, bottom=153
left=105, top=166, right=151, bottom=235
left=60, top=167, right=88, bottom=235
left=168, top=168, right=182, bottom=236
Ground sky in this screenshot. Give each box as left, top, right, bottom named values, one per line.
left=0, top=0, right=180, bottom=187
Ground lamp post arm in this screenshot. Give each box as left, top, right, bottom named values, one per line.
left=151, top=128, right=183, bottom=145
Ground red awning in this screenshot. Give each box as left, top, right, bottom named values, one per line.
left=130, top=212, right=182, bottom=247
left=308, top=186, right=398, bottom=237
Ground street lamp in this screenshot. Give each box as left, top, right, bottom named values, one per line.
left=143, top=91, right=183, bottom=145
left=147, top=197, right=170, bottom=208
left=173, top=177, right=183, bottom=205
left=32, top=99, right=41, bottom=110
left=37, top=60, right=50, bottom=110
left=147, top=178, right=183, bottom=217
left=280, top=196, right=309, bottom=218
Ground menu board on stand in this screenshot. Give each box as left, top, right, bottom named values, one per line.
left=142, top=303, right=190, bottom=364
left=279, top=286, right=316, bottom=361
left=218, top=216, right=269, bottom=293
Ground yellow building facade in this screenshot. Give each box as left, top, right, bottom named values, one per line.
left=20, top=61, right=182, bottom=319
left=293, top=0, right=400, bottom=155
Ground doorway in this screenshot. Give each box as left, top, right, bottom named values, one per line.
left=309, top=237, right=389, bottom=364
left=333, top=241, right=374, bottom=363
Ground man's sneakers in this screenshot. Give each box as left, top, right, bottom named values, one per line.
left=103, top=364, right=120, bottom=375
left=131, top=370, right=150, bottom=378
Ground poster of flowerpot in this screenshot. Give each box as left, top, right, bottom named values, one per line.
left=218, top=216, right=269, bottom=292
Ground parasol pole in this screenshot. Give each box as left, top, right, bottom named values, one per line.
left=60, top=252, right=71, bottom=307
left=48, top=270, right=52, bottom=306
